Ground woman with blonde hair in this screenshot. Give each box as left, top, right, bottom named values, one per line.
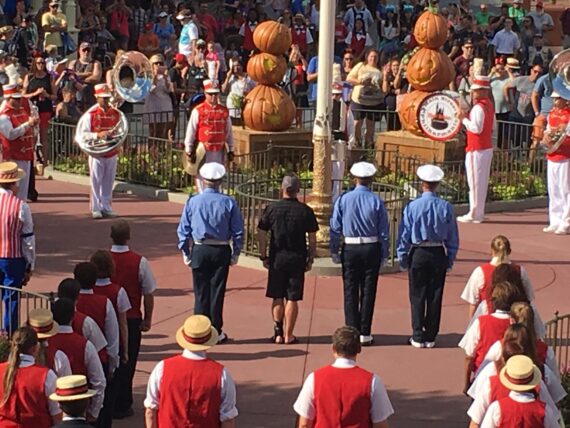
left=144, top=53, right=174, bottom=139
left=0, top=327, right=61, bottom=427
left=461, top=235, right=535, bottom=319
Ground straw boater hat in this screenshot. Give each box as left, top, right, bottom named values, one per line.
left=471, top=75, right=490, bottom=91
left=350, top=162, right=377, bottom=178
left=94, top=83, right=111, bottom=98
left=499, top=355, right=541, bottom=392
left=50, top=375, right=97, bottom=402
left=28, top=308, right=59, bottom=339
left=176, top=315, right=219, bottom=351
left=417, top=164, right=444, bottom=183
left=203, top=79, right=220, bottom=94
left=3, top=83, right=22, bottom=99
left=0, top=161, right=26, bottom=183
left=506, top=58, right=520, bottom=70
left=182, top=144, right=206, bottom=175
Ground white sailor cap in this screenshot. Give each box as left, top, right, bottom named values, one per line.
left=199, top=162, right=226, bottom=181
left=350, top=162, right=377, bottom=178
left=417, top=164, right=444, bottom=183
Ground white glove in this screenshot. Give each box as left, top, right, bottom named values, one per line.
left=183, top=253, right=192, bottom=267
left=230, top=254, right=239, bottom=266
left=331, top=254, right=341, bottom=264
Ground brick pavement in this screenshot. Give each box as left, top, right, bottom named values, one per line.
left=28, top=177, right=570, bottom=428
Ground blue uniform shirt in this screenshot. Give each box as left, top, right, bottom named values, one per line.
left=330, top=185, right=390, bottom=261
left=533, top=74, right=554, bottom=116
left=396, top=192, right=459, bottom=269
left=177, top=188, right=244, bottom=257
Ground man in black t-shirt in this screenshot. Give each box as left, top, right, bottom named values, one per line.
left=257, top=175, right=318, bottom=345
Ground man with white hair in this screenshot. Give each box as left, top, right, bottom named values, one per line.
left=458, top=75, right=495, bottom=224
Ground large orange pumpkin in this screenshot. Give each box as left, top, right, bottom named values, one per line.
left=398, top=90, right=431, bottom=136
left=253, top=21, right=292, bottom=55
left=247, top=53, right=287, bottom=85
left=413, top=9, right=448, bottom=49
left=243, top=85, right=296, bottom=131
left=406, top=48, right=456, bottom=92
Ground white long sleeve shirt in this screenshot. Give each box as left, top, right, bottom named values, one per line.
left=110, top=245, right=157, bottom=296
left=144, top=349, right=238, bottom=422
left=481, top=391, right=559, bottom=428
left=18, top=354, right=61, bottom=417
left=79, top=289, right=120, bottom=371
left=463, top=104, right=485, bottom=134
left=0, top=188, right=35, bottom=269
left=0, top=111, right=31, bottom=141
left=50, top=326, right=106, bottom=418
left=293, top=358, right=394, bottom=424
left=183, top=105, right=234, bottom=153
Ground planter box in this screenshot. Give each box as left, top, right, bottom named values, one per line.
left=232, top=126, right=313, bottom=156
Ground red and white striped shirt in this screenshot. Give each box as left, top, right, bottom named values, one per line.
left=0, top=189, right=34, bottom=267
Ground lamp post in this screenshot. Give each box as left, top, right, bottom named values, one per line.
left=309, top=0, right=336, bottom=251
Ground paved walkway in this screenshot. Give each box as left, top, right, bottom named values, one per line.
left=29, top=177, right=569, bottom=428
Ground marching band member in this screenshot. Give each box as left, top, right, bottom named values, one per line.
left=0, top=84, right=38, bottom=201
left=542, top=91, right=570, bottom=235
left=49, top=375, right=97, bottom=428
left=183, top=79, right=234, bottom=193
left=331, top=82, right=354, bottom=202
left=290, top=14, right=314, bottom=57
left=457, top=75, right=495, bottom=224
left=75, top=83, right=122, bottom=220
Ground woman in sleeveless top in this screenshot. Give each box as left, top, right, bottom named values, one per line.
left=23, top=56, right=56, bottom=164
left=77, top=6, right=100, bottom=44
left=55, top=85, right=82, bottom=124
left=144, top=54, right=174, bottom=140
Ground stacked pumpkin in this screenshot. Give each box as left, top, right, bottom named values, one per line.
left=243, top=21, right=296, bottom=131
left=398, top=8, right=456, bottom=135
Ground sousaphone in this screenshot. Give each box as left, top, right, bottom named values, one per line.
left=546, top=48, right=570, bottom=154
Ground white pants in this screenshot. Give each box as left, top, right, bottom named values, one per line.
left=332, top=160, right=345, bottom=203
left=14, top=160, right=30, bottom=201
left=196, top=150, right=225, bottom=193
left=465, top=149, right=493, bottom=220
left=547, top=159, right=570, bottom=230
left=89, top=155, right=117, bottom=213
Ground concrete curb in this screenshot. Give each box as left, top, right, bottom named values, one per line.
left=46, top=167, right=548, bottom=275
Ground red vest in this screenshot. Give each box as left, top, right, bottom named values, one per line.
left=478, top=263, right=520, bottom=312
left=243, top=22, right=256, bottom=51
left=473, top=315, right=511, bottom=372
left=47, top=332, right=88, bottom=376
left=490, top=374, right=510, bottom=403
left=0, top=192, right=23, bottom=258
left=93, top=282, right=121, bottom=319
left=313, top=365, right=373, bottom=428
left=291, top=26, right=308, bottom=54
left=158, top=356, right=223, bottom=428
left=88, top=105, right=121, bottom=158
left=536, top=340, right=547, bottom=367
left=76, top=293, right=109, bottom=365
left=0, top=103, right=34, bottom=161
left=466, top=97, right=494, bottom=152
left=546, top=106, right=570, bottom=162
left=72, top=310, right=87, bottom=337
left=498, top=396, right=545, bottom=427
left=111, top=250, right=143, bottom=319
left=196, top=102, right=229, bottom=151
left=350, top=32, right=367, bottom=58
left=0, top=363, right=52, bottom=428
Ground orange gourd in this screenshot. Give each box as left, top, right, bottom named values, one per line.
left=398, top=91, right=431, bottom=136
left=243, top=85, right=296, bottom=131
left=406, top=48, right=456, bottom=92
left=253, top=21, right=292, bottom=55
left=247, top=53, right=287, bottom=85
left=413, top=9, right=448, bottom=49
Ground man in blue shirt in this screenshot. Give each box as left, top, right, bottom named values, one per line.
left=531, top=73, right=554, bottom=159
left=396, top=165, right=459, bottom=349
left=177, top=163, right=244, bottom=343
left=330, top=162, right=389, bottom=346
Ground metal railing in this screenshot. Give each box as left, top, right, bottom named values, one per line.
left=233, top=178, right=409, bottom=264
left=545, top=312, right=570, bottom=374
left=0, top=286, right=54, bottom=337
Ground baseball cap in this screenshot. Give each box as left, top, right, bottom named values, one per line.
left=80, top=42, right=91, bottom=50
left=175, top=53, right=187, bottom=64
left=281, top=175, right=301, bottom=192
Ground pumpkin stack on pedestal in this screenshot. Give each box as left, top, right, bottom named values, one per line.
left=398, top=8, right=456, bottom=135
left=243, top=21, right=296, bottom=132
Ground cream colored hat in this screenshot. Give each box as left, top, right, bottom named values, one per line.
left=0, top=161, right=26, bottom=183
left=175, top=315, right=219, bottom=351
left=28, top=308, right=59, bottom=339
left=499, top=355, right=541, bottom=392
left=50, top=375, right=97, bottom=401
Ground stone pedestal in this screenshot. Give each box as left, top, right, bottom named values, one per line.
left=232, top=126, right=313, bottom=155
left=376, top=130, right=465, bottom=164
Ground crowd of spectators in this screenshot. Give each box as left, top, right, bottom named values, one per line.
left=0, top=0, right=566, bottom=146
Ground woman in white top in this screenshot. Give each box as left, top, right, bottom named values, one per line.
left=144, top=54, right=174, bottom=140
left=380, top=6, right=400, bottom=64
left=222, top=61, right=255, bottom=122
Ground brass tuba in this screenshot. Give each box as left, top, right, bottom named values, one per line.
left=111, top=51, right=153, bottom=104
left=546, top=48, right=570, bottom=153
left=75, top=106, right=129, bottom=157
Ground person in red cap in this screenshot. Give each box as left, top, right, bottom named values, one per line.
left=0, top=84, right=39, bottom=201
left=75, top=83, right=124, bottom=219
left=457, top=75, right=495, bottom=224
left=183, top=79, right=234, bottom=192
